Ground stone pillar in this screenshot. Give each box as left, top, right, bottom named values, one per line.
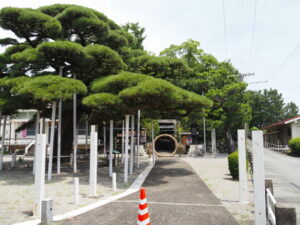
left=211, top=128, right=217, bottom=154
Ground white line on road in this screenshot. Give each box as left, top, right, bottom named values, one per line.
left=114, top=200, right=223, bottom=207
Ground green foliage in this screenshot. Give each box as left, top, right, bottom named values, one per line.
left=36, top=41, right=88, bottom=68
left=84, top=44, right=125, bottom=78
left=0, top=38, right=18, bottom=46
left=130, top=55, right=191, bottom=86
left=17, top=75, right=87, bottom=102
left=248, top=89, right=298, bottom=128
left=0, top=7, right=61, bottom=46
left=141, top=119, right=160, bottom=140
left=284, top=102, right=299, bottom=119
left=288, top=138, right=300, bottom=156
left=250, top=126, right=261, bottom=131
left=91, top=72, right=149, bottom=94
left=159, top=40, right=251, bottom=152
left=122, top=22, right=146, bottom=49
left=38, top=4, right=75, bottom=17
left=85, top=72, right=212, bottom=118
left=228, top=151, right=248, bottom=180
left=228, top=151, right=239, bottom=179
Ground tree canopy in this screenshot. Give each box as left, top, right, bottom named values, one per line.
left=248, top=89, right=299, bottom=128
left=83, top=72, right=212, bottom=120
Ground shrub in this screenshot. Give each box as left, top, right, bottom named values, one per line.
left=288, top=137, right=300, bottom=156
left=250, top=126, right=261, bottom=131
left=228, top=151, right=248, bottom=180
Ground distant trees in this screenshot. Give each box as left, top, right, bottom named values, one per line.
left=159, top=39, right=251, bottom=153
left=248, top=89, right=299, bottom=128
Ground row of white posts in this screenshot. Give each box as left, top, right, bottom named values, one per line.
left=238, top=130, right=266, bottom=225
left=34, top=111, right=142, bottom=217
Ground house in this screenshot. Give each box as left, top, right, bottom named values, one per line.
left=2, top=109, right=90, bottom=153
left=263, top=115, right=300, bottom=146
left=2, top=110, right=146, bottom=154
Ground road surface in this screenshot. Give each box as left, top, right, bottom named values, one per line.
left=264, top=149, right=300, bottom=224
left=61, top=158, right=238, bottom=225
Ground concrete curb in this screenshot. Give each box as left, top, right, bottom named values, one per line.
left=12, top=162, right=154, bottom=225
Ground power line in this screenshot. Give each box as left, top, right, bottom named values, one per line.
left=222, top=0, right=228, bottom=59
left=267, top=42, right=300, bottom=81
left=249, top=0, right=258, bottom=71
left=255, top=41, right=300, bottom=89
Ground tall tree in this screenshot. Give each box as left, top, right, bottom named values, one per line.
left=159, top=40, right=251, bottom=153
left=284, top=102, right=299, bottom=119
left=249, top=89, right=299, bottom=128
left=122, top=22, right=146, bottom=50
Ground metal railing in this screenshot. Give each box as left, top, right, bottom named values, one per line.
left=266, top=188, right=277, bottom=225
left=264, top=142, right=289, bottom=153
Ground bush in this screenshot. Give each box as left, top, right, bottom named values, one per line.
left=250, top=126, right=261, bottom=131
left=228, top=151, right=248, bottom=180
left=288, top=137, right=300, bottom=156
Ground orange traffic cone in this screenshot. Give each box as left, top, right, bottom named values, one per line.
left=137, top=188, right=150, bottom=225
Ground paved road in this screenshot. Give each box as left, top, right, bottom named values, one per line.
left=61, top=158, right=238, bottom=225
left=264, top=149, right=300, bottom=224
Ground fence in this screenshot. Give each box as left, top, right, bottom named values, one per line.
left=265, top=179, right=297, bottom=225
left=264, top=142, right=289, bottom=153
left=266, top=188, right=276, bottom=225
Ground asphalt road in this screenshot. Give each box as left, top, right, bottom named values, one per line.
left=61, top=158, right=239, bottom=225
left=264, top=149, right=300, bottom=224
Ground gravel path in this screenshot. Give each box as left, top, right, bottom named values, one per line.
left=182, top=154, right=254, bottom=225
left=0, top=154, right=150, bottom=225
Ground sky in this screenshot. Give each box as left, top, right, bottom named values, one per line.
left=0, top=0, right=299, bottom=107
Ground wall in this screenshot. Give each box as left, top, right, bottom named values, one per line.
left=291, top=122, right=300, bottom=138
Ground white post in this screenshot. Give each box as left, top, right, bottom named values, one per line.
left=11, top=152, right=16, bottom=167
left=130, top=115, right=134, bottom=175
left=57, top=66, right=63, bottom=175
left=47, top=102, right=57, bottom=181
left=238, top=129, right=248, bottom=203
left=137, top=110, right=140, bottom=168
left=73, top=74, right=78, bottom=173
left=89, top=125, right=98, bottom=196
left=109, top=120, right=113, bottom=177
left=70, top=153, right=73, bottom=168
left=252, top=131, right=266, bottom=225
left=33, top=111, right=40, bottom=175
left=112, top=172, right=117, bottom=192
left=203, top=116, right=206, bottom=155
left=34, top=134, right=46, bottom=217
left=151, top=120, right=155, bottom=164
left=41, top=199, right=53, bottom=225
left=0, top=115, right=7, bottom=171
left=211, top=128, right=216, bottom=154
left=122, top=120, right=125, bottom=163
left=103, top=125, right=107, bottom=155
left=74, top=177, right=79, bottom=205
left=124, top=115, right=129, bottom=183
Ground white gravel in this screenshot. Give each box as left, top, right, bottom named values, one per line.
left=182, top=154, right=254, bottom=225
left=0, top=154, right=150, bottom=225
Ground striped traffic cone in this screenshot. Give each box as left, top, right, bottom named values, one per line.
left=137, top=188, right=150, bottom=225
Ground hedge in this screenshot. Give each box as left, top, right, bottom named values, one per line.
left=288, top=137, right=300, bottom=156
left=228, top=151, right=248, bottom=180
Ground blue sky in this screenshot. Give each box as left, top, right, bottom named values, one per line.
left=1, top=0, right=299, bottom=106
